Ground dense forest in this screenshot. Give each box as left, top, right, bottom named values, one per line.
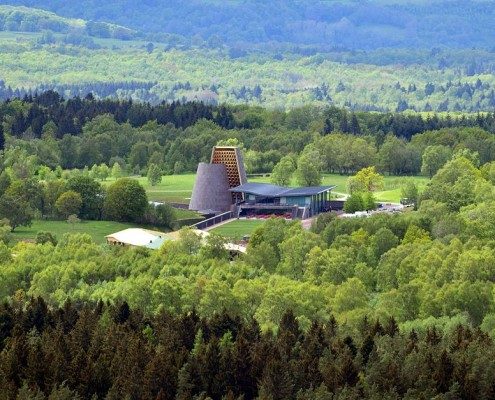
left=3, top=93, right=495, bottom=175
left=1, top=300, right=495, bottom=399
left=2, top=32, right=495, bottom=111
left=3, top=1, right=495, bottom=397
left=3, top=0, right=495, bottom=50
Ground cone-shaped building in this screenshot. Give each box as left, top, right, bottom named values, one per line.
left=189, top=162, right=233, bottom=212
left=189, top=146, right=248, bottom=212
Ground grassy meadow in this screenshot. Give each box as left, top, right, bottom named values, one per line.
left=210, top=219, right=265, bottom=240
left=131, top=173, right=429, bottom=204
left=11, top=220, right=150, bottom=244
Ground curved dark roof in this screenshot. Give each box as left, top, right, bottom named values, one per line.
left=230, top=183, right=336, bottom=197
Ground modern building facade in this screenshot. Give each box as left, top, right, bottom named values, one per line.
left=189, top=162, right=233, bottom=212
left=230, top=182, right=335, bottom=218
left=189, top=146, right=335, bottom=218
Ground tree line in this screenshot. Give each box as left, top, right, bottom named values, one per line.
left=5, top=94, right=495, bottom=177
left=0, top=298, right=494, bottom=400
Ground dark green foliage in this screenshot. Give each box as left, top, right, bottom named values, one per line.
left=35, top=231, right=57, bottom=246
left=4, top=94, right=495, bottom=176
left=344, top=193, right=365, bottom=214
left=1, top=301, right=493, bottom=399
left=66, top=175, right=104, bottom=220
left=0, top=192, right=33, bottom=231
left=142, top=203, right=176, bottom=229
left=104, top=178, right=148, bottom=222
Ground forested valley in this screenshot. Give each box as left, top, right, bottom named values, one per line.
left=0, top=299, right=494, bottom=399
left=2, top=1, right=495, bottom=397
left=0, top=92, right=495, bottom=397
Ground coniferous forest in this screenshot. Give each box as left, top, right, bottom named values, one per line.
left=1, top=299, right=494, bottom=400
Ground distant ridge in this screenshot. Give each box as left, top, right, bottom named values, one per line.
left=0, top=5, right=137, bottom=40
left=2, top=0, right=495, bottom=50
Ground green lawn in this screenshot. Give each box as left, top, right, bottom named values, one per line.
left=11, top=220, right=152, bottom=244
left=104, top=174, right=196, bottom=204
left=210, top=219, right=265, bottom=240
left=105, top=173, right=429, bottom=205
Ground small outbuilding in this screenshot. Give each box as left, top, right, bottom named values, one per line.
left=105, top=228, right=168, bottom=249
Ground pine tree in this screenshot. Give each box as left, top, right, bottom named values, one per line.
left=258, top=359, right=294, bottom=400
left=0, top=124, right=4, bottom=151
left=350, top=113, right=361, bottom=135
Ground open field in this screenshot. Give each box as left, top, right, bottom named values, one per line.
left=103, top=175, right=196, bottom=204
left=11, top=220, right=153, bottom=244
left=210, top=219, right=264, bottom=240
left=105, top=173, right=429, bottom=205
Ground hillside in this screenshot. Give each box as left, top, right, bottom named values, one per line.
left=3, top=0, right=495, bottom=50
left=0, top=5, right=137, bottom=40
left=0, top=5, right=494, bottom=111
left=1, top=30, right=495, bottom=112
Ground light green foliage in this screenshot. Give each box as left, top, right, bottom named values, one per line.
left=401, top=181, right=419, bottom=206
left=176, top=227, right=202, bottom=255
left=318, top=134, right=377, bottom=175
left=200, top=233, right=229, bottom=260
left=421, top=145, right=452, bottom=178
left=332, top=278, right=368, bottom=314
left=1, top=29, right=495, bottom=112
left=347, top=166, right=383, bottom=194
left=278, top=229, right=324, bottom=279
left=271, top=154, right=296, bottom=186
left=460, top=201, right=495, bottom=240
left=480, top=161, right=495, bottom=185
left=147, top=163, right=162, bottom=186
left=55, top=190, right=82, bottom=219
left=362, top=192, right=377, bottom=211
left=453, top=148, right=480, bottom=167
left=421, top=156, right=484, bottom=211
left=402, top=225, right=430, bottom=245
left=295, top=150, right=322, bottom=186
left=111, top=162, right=123, bottom=179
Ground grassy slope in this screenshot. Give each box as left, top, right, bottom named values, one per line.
left=11, top=220, right=149, bottom=244
left=102, top=175, right=197, bottom=206
left=210, top=219, right=264, bottom=239
left=120, top=173, right=428, bottom=204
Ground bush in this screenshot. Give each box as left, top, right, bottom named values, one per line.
left=142, top=203, right=176, bottom=228
left=36, top=231, right=57, bottom=246
left=344, top=193, right=365, bottom=213
left=104, top=178, right=148, bottom=222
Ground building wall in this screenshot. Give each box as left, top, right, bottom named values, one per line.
left=189, top=163, right=233, bottom=212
